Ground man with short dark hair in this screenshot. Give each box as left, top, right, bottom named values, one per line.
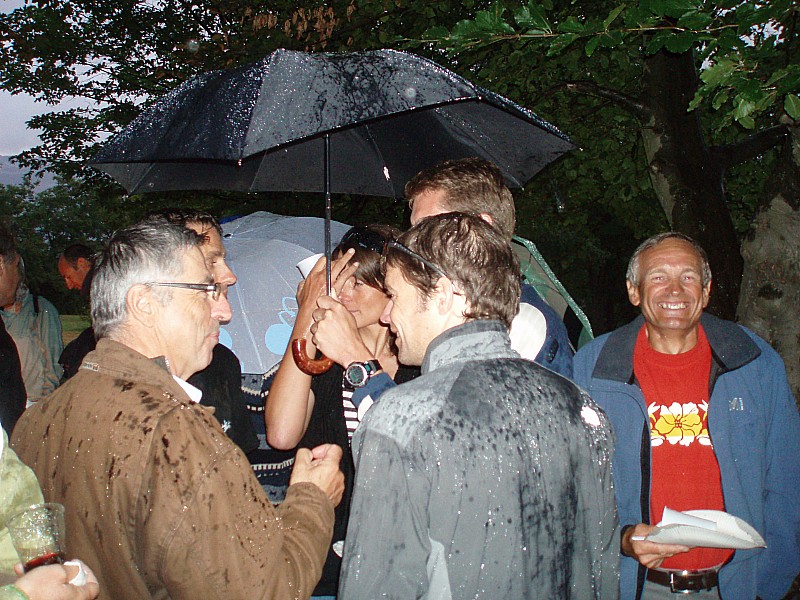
left=338, top=213, right=618, bottom=599
left=574, top=232, right=800, bottom=600
left=404, top=157, right=574, bottom=375
left=13, top=217, right=343, bottom=600
left=57, top=244, right=94, bottom=296
left=57, top=243, right=97, bottom=381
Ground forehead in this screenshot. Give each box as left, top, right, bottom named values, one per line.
left=639, top=238, right=703, bottom=272
left=410, top=188, right=448, bottom=221
left=180, top=247, right=211, bottom=279
left=57, top=256, right=72, bottom=272
left=384, top=265, right=411, bottom=293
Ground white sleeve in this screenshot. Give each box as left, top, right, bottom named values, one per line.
left=509, top=303, right=547, bottom=360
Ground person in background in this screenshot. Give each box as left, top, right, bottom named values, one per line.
left=338, top=213, right=618, bottom=599
left=0, top=222, right=62, bottom=405
left=12, top=217, right=343, bottom=600
left=57, top=244, right=96, bottom=382
left=57, top=245, right=94, bottom=297
left=404, top=157, right=573, bottom=375
left=2, top=427, right=99, bottom=599
left=158, top=210, right=258, bottom=455
left=0, top=223, right=26, bottom=432
left=574, top=232, right=800, bottom=599
left=267, top=224, right=416, bottom=598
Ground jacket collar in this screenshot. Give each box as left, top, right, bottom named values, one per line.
left=422, top=320, right=515, bottom=374
left=592, top=312, right=761, bottom=383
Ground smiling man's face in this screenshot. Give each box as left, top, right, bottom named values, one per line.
left=627, top=238, right=710, bottom=342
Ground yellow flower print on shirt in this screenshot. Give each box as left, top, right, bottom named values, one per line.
left=649, top=401, right=713, bottom=447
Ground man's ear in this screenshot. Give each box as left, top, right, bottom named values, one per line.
left=478, top=212, right=494, bottom=226
left=76, top=257, right=91, bottom=272
left=434, top=277, right=467, bottom=317
left=126, top=284, right=158, bottom=327
left=626, top=279, right=641, bottom=307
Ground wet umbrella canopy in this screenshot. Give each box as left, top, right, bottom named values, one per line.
left=92, top=48, right=577, bottom=373
left=91, top=48, right=575, bottom=196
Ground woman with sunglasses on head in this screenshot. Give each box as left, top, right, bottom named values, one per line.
left=266, top=224, right=418, bottom=599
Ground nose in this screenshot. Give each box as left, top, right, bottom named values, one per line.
left=211, top=289, right=233, bottom=323
left=338, top=278, right=356, bottom=303
left=379, top=298, right=393, bottom=325
left=216, top=259, right=237, bottom=286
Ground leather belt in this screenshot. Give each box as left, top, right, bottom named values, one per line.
left=646, top=569, right=719, bottom=593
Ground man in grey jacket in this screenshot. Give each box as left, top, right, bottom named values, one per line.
left=338, top=213, right=619, bottom=599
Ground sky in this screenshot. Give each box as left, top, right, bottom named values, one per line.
left=1, top=0, right=39, bottom=155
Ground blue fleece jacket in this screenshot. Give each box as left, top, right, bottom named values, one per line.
left=574, top=313, right=800, bottom=600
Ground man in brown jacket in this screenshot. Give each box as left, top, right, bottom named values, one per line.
left=12, top=217, right=344, bottom=600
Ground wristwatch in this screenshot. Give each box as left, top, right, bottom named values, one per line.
left=344, top=359, right=383, bottom=388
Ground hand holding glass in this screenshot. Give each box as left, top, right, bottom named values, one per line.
left=5, top=503, right=66, bottom=572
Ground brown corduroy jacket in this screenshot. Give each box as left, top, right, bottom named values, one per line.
left=12, top=338, right=333, bottom=600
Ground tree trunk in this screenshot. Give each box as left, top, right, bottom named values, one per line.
left=737, top=125, right=800, bottom=402
left=638, top=50, right=743, bottom=319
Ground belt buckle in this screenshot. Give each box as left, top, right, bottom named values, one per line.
left=669, top=572, right=692, bottom=594
left=668, top=570, right=715, bottom=594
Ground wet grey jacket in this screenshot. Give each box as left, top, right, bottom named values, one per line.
left=339, top=320, right=619, bottom=599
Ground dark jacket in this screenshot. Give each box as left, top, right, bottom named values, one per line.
left=189, top=343, right=258, bottom=454
left=0, top=318, right=25, bottom=434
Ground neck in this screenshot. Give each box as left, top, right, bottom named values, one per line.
left=359, top=322, right=393, bottom=357
left=643, top=323, right=699, bottom=354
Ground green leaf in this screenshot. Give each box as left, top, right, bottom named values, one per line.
left=785, top=94, right=800, bottom=120
left=585, top=36, right=600, bottom=57
left=699, top=60, right=735, bottom=86
left=737, top=115, right=755, bottom=129
left=515, top=2, right=551, bottom=32
left=712, top=89, right=730, bottom=110
left=557, top=17, right=585, bottom=34
left=422, top=26, right=450, bottom=41
left=602, top=5, right=625, bottom=30
left=677, top=11, right=713, bottom=30
left=664, top=31, right=697, bottom=53
left=546, top=32, right=579, bottom=55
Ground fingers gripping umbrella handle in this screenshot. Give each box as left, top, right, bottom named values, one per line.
left=291, top=339, right=334, bottom=375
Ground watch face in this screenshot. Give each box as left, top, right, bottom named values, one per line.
left=346, top=364, right=367, bottom=387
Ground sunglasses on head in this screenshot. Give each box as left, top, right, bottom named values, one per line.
left=338, top=226, right=388, bottom=256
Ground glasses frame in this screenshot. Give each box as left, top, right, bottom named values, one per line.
left=147, top=281, right=224, bottom=301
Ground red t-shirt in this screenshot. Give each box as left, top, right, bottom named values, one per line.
left=634, top=325, right=733, bottom=570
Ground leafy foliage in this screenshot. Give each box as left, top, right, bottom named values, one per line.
left=1, top=0, right=797, bottom=331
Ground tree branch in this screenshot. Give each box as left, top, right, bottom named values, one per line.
left=713, top=125, right=790, bottom=170
left=563, top=80, right=652, bottom=121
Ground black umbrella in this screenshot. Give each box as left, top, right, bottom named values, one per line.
left=92, top=48, right=576, bottom=372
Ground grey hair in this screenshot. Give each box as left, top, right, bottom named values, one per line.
left=91, top=217, right=204, bottom=339
left=626, top=232, right=712, bottom=286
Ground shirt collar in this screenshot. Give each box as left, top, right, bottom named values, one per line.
left=172, top=375, right=203, bottom=403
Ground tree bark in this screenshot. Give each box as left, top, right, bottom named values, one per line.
left=638, top=49, right=743, bottom=319
left=737, top=124, right=800, bottom=402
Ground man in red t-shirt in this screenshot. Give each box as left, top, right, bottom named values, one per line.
left=574, top=232, right=800, bottom=600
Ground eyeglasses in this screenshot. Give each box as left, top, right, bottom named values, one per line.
left=382, top=239, right=448, bottom=279
left=339, top=226, right=388, bottom=256
left=147, top=282, right=225, bottom=301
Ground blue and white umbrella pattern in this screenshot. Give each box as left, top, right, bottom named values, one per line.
left=219, top=211, right=350, bottom=374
